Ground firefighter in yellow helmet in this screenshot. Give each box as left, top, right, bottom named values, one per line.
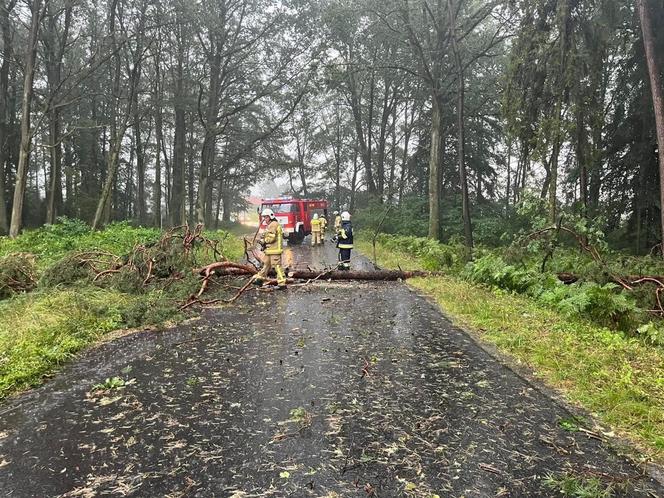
left=311, top=213, right=322, bottom=246
left=253, top=208, right=287, bottom=288
left=319, top=214, right=327, bottom=243
left=333, top=210, right=341, bottom=232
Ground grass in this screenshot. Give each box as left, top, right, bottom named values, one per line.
left=0, top=220, right=245, bottom=400
left=357, top=236, right=664, bottom=463
left=0, top=287, right=128, bottom=397
left=543, top=472, right=615, bottom=497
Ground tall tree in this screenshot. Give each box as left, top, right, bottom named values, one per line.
left=9, top=0, right=44, bottom=237
left=636, top=0, right=664, bottom=255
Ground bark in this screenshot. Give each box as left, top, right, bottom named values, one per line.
left=169, top=9, right=186, bottom=227
left=9, top=0, right=43, bottom=237
left=195, top=261, right=440, bottom=281
left=449, top=0, right=473, bottom=259
left=547, top=0, right=569, bottom=224
left=134, top=106, right=145, bottom=225
left=427, top=96, right=443, bottom=239
left=44, top=0, right=70, bottom=225
left=576, top=106, right=588, bottom=216
left=0, top=0, right=15, bottom=234
left=636, top=0, right=664, bottom=255
left=346, top=46, right=377, bottom=195
left=92, top=0, right=145, bottom=230
left=197, top=32, right=223, bottom=225
left=376, top=79, right=395, bottom=198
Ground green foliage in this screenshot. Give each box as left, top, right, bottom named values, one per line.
left=0, top=287, right=128, bottom=397
left=0, top=217, right=160, bottom=268
left=464, top=253, right=546, bottom=294
left=0, top=219, right=246, bottom=399
left=543, top=472, right=614, bottom=498
left=539, top=283, right=637, bottom=330
left=120, top=290, right=183, bottom=328
left=38, top=253, right=95, bottom=288
left=93, top=376, right=127, bottom=391
left=372, top=233, right=463, bottom=271
left=636, top=322, right=664, bottom=346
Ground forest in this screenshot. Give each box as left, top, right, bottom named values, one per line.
left=0, top=0, right=661, bottom=254
left=1, top=0, right=664, bottom=480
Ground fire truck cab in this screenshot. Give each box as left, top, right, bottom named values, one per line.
left=259, top=197, right=328, bottom=243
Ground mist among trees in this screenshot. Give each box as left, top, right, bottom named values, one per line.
left=0, top=0, right=663, bottom=256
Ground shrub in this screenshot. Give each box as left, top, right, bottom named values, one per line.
left=540, top=282, right=638, bottom=330
left=464, top=253, right=545, bottom=295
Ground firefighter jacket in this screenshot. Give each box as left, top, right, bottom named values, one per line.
left=262, top=220, right=283, bottom=255
left=320, top=217, right=327, bottom=232
left=311, top=217, right=322, bottom=232
left=337, top=221, right=354, bottom=249
left=334, top=215, right=342, bottom=230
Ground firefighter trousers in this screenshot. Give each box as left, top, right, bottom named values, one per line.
left=256, top=253, right=286, bottom=286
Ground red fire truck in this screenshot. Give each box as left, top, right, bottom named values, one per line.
left=259, top=197, right=328, bottom=243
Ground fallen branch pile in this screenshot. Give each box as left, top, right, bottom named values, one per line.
left=526, top=224, right=664, bottom=315
left=0, top=253, right=38, bottom=298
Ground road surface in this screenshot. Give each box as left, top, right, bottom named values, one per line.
left=0, top=239, right=661, bottom=497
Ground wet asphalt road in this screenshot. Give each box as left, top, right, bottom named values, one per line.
left=0, top=239, right=662, bottom=497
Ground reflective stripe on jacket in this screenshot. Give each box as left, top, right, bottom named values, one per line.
left=264, top=220, right=283, bottom=255
left=337, top=221, right=353, bottom=249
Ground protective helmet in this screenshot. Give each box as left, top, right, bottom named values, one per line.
left=313, top=213, right=319, bottom=220
left=261, top=208, right=275, bottom=219
left=333, top=210, right=339, bottom=215
left=341, top=211, right=351, bottom=221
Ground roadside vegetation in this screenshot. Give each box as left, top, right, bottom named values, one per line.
left=0, top=218, right=244, bottom=399
left=356, top=226, right=664, bottom=464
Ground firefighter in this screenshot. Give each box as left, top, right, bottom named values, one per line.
left=253, top=208, right=287, bottom=288
left=319, top=214, right=327, bottom=243
left=333, top=210, right=342, bottom=232
left=336, top=211, right=353, bottom=270
left=311, top=213, right=322, bottom=246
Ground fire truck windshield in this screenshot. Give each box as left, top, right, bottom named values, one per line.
left=262, top=203, right=298, bottom=214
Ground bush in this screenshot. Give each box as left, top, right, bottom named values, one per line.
left=0, top=217, right=160, bottom=267
left=539, top=282, right=638, bottom=330
left=464, top=253, right=546, bottom=294
left=374, top=233, right=462, bottom=270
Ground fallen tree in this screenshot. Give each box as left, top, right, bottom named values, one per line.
left=193, top=262, right=439, bottom=281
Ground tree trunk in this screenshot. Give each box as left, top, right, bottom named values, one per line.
left=197, top=34, right=223, bottom=225
left=169, top=16, right=186, bottom=227
left=636, top=0, right=664, bottom=255
left=0, top=0, right=15, bottom=235
left=448, top=0, right=472, bottom=258
left=427, top=96, right=443, bottom=240
left=134, top=112, right=146, bottom=225
left=346, top=52, right=376, bottom=195
left=9, top=0, right=42, bottom=238
left=44, top=0, right=70, bottom=225
left=92, top=0, right=145, bottom=230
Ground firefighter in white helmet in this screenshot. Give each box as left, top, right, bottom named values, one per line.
left=336, top=211, right=353, bottom=270
left=311, top=213, right=322, bottom=246
left=254, top=208, right=287, bottom=288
